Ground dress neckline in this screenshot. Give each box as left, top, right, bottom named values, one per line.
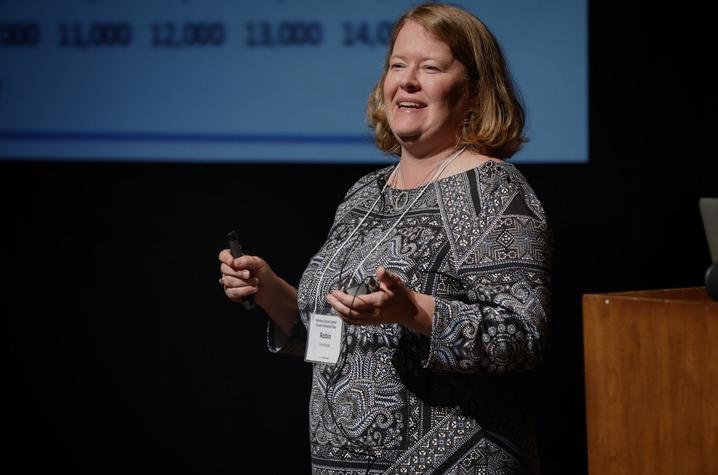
left=383, top=159, right=511, bottom=192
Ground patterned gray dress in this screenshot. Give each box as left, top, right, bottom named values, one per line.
left=269, top=161, right=552, bottom=474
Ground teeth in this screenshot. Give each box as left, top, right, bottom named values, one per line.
left=399, top=102, right=424, bottom=108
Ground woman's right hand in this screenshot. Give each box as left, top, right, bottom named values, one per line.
left=218, top=249, right=272, bottom=305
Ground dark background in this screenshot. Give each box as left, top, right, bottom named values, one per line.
left=2, top=2, right=716, bottom=473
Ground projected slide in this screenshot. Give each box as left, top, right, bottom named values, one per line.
left=0, top=0, right=587, bottom=163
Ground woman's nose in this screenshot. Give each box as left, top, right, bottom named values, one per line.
left=400, top=68, right=420, bottom=91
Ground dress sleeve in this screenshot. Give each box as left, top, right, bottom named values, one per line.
left=423, top=165, right=552, bottom=374
left=267, top=318, right=307, bottom=357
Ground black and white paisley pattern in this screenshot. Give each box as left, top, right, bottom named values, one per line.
left=269, top=161, right=551, bottom=474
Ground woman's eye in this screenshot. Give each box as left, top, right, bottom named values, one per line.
left=423, top=65, right=439, bottom=72
left=390, top=63, right=405, bottom=69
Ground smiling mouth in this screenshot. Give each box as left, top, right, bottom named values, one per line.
left=397, top=101, right=426, bottom=109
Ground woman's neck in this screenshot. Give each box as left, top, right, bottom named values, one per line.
left=392, top=145, right=504, bottom=190
left=396, top=144, right=459, bottom=189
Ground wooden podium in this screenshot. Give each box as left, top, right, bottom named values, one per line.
left=583, top=288, right=718, bottom=475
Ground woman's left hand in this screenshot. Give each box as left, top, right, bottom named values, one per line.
left=326, top=266, right=435, bottom=336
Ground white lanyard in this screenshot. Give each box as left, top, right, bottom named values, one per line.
left=311, top=176, right=392, bottom=315
left=312, top=147, right=466, bottom=314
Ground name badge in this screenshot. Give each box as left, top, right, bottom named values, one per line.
left=305, top=313, right=344, bottom=364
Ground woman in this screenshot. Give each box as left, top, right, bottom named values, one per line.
left=219, top=4, right=551, bottom=474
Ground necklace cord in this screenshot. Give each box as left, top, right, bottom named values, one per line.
left=349, top=147, right=466, bottom=284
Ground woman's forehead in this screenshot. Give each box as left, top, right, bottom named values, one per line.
left=391, top=21, right=454, bottom=59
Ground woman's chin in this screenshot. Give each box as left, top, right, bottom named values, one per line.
left=393, top=131, right=422, bottom=144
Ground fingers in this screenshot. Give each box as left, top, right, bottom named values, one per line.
left=222, top=274, right=259, bottom=289
left=224, top=283, right=259, bottom=300
left=327, top=269, right=409, bottom=325
left=233, top=255, right=267, bottom=274
left=220, top=262, right=252, bottom=280
left=218, top=250, right=264, bottom=272
left=221, top=273, right=259, bottom=300
left=218, top=249, right=267, bottom=304
left=219, top=249, right=263, bottom=268
left=376, top=266, right=402, bottom=290
left=218, top=249, right=234, bottom=266
left=326, top=290, right=380, bottom=324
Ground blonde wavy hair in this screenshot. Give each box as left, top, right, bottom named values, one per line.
left=367, top=3, right=526, bottom=158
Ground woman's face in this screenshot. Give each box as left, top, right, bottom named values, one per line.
left=383, top=21, right=469, bottom=152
